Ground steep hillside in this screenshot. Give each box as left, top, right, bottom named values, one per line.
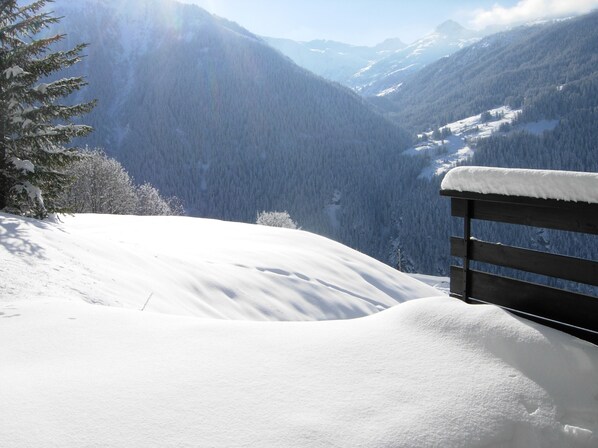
left=49, top=0, right=419, bottom=261
left=45, top=1, right=597, bottom=275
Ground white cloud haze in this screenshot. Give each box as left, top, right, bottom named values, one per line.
left=470, top=0, right=598, bottom=29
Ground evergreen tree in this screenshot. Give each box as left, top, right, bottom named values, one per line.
left=0, top=0, right=94, bottom=218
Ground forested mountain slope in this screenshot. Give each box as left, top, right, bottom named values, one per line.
left=379, top=11, right=598, bottom=276
left=50, top=0, right=421, bottom=261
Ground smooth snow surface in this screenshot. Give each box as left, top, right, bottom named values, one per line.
left=442, top=167, right=598, bottom=203
left=2, top=213, right=598, bottom=447
left=0, top=213, right=438, bottom=320
left=2, top=297, right=597, bottom=447
left=407, top=273, right=450, bottom=295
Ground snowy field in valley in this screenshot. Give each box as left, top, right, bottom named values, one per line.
left=403, top=106, right=559, bottom=180
left=1, top=213, right=598, bottom=447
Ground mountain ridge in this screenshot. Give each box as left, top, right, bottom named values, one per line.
left=265, top=19, right=481, bottom=96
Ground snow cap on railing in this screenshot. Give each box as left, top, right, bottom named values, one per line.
left=441, top=166, right=598, bottom=204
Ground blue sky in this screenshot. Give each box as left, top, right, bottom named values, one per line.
left=180, top=0, right=598, bottom=45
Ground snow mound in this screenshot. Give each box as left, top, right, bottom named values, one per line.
left=0, top=213, right=439, bottom=320
left=1, top=297, right=597, bottom=447
left=442, top=166, right=598, bottom=203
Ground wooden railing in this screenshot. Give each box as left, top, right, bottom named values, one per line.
left=440, top=189, right=598, bottom=345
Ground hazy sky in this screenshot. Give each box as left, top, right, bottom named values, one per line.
left=178, top=0, right=598, bottom=45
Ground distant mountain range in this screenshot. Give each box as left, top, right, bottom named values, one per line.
left=373, top=14, right=598, bottom=131
left=265, top=21, right=482, bottom=97
left=262, top=37, right=406, bottom=89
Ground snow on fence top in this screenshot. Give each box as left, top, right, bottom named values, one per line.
left=441, top=166, right=598, bottom=204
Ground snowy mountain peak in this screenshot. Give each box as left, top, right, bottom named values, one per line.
left=374, top=37, right=407, bottom=51
left=434, top=20, right=467, bottom=35
left=343, top=20, right=481, bottom=96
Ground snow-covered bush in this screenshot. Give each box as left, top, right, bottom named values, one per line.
left=62, top=149, right=183, bottom=216
left=256, top=211, right=297, bottom=229
left=136, top=183, right=172, bottom=216
left=63, top=149, right=136, bottom=214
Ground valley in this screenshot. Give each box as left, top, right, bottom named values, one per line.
left=36, top=1, right=598, bottom=273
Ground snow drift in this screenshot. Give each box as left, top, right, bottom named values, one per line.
left=1, top=213, right=597, bottom=447
left=0, top=213, right=438, bottom=320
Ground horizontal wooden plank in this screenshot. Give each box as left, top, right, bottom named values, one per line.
left=450, top=267, right=598, bottom=333
left=450, top=197, right=598, bottom=234
left=451, top=237, right=598, bottom=287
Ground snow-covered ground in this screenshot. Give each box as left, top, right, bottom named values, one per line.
left=519, top=119, right=559, bottom=135
left=375, top=81, right=404, bottom=97
left=404, top=106, right=520, bottom=179
left=0, top=213, right=438, bottom=321
left=2, top=213, right=598, bottom=447
left=407, top=273, right=450, bottom=294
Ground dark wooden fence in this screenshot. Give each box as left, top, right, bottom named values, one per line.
left=440, top=189, right=598, bottom=345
